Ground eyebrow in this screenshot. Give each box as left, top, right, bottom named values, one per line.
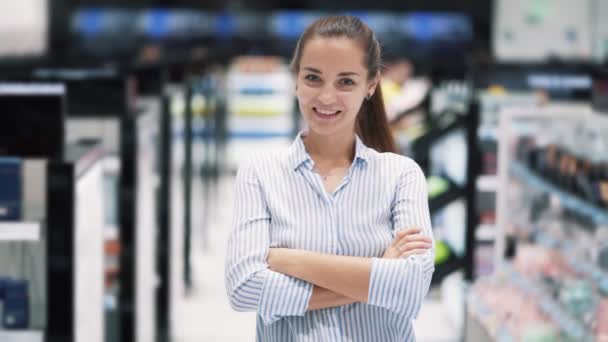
left=302, top=67, right=360, bottom=77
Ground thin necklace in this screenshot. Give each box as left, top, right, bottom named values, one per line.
left=312, top=166, right=345, bottom=182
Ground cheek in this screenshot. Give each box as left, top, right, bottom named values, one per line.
left=337, top=93, right=364, bottom=113
left=296, top=86, right=316, bottom=105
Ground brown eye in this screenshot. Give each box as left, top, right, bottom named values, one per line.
left=339, top=78, right=355, bottom=86
left=304, top=74, right=320, bottom=82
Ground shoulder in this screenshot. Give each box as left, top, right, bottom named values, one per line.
left=235, top=149, right=290, bottom=180
left=367, top=150, right=424, bottom=177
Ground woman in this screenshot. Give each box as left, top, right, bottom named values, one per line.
left=225, top=15, right=434, bottom=341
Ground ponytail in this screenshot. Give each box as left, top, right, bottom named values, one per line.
left=357, top=85, right=398, bottom=153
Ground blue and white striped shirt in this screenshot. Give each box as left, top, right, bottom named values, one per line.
left=225, top=132, right=435, bottom=341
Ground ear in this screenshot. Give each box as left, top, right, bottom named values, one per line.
left=367, top=71, right=381, bottom=96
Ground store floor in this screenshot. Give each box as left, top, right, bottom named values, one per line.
left=172, top=174, right=460, bottom=342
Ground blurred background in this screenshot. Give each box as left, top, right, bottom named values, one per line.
left=0, top=1, right=607, bottom=341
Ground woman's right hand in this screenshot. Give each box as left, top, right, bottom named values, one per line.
left=383, top=228, right=432, bottom=259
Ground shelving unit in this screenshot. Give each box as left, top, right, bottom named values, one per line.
left=467, top=103, right=608, bottom=341
left=510, top=162, right=608, bottom=224
left=505, top=264, right=592, bottom=341
left=470, top=88, right=547, bottom=279
left=495, top=103, right=603, bottom=261
left=398, top=94, right=480, bottom=284
left=0, top=330, right=43, bottom=342
left=533, top=230, right=608, bottom=293
left=466, top=288, right=514, bottom=342
left=410, top=112, right=469, bottom=168
left=26, top=69, right=166, bottom=342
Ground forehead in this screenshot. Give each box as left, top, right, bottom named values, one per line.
left=300, top=36, right=367, bottom=74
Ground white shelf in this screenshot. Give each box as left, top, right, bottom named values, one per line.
left=104, top=224, right=119, bottom=241
left=511, top=162, right=608, bottom=225
left=535, top=230, right=608, bottom=294
left=507, top=265, right=592, bottom=341
left=475, top=224, right=495, bottom=241
left=477, top=125, right=498, bottom=141
left=476, top=175, right=498, bottom=192
left=0, top=222, right=41, bottom=241
left=0, top=330, right=43, bottom=342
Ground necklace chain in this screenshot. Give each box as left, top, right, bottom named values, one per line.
left=312, top=166, right=345, bottom=181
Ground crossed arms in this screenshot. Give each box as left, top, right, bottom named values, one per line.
left=225, top=161, right=434, bottom=325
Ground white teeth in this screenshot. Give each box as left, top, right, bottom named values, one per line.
left=315, top=108, right=339, bottom=115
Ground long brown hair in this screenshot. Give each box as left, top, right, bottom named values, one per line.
left=290, top=15, right=398, bottom=153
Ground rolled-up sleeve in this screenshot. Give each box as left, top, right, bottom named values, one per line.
left=367, top=161, right=435, bottom=319
left=225, top=158, right=313, bottom=325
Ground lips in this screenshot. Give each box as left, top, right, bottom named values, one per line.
left=313, top=107, right=342, bottom=118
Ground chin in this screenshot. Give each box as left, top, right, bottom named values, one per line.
left=305, top=119, right=354, bottom=138
left=307, top=125, right=340, bottom=137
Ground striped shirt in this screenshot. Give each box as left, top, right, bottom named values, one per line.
left=225, top=132, right=435, bottom=341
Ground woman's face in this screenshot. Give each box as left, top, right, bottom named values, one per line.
left=296, top=36, right=378, bottom=138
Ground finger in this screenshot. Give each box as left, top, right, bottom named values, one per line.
left=397, top=228, right=422, bottom=237
left=395, top=229, right=425, bottom=243
left=402, top=235, right=432, bottom=244
left=396, top=234, right=431, bottom=245
left=401, top=249, right=429, bottom=258
left=398, top=241, right=432, bottom=249
left=390, top=235, right=401, bottom=247
left=398, top=242, right=432, bottom=252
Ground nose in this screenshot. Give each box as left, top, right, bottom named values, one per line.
left=317, top=86, right=337, bottom=105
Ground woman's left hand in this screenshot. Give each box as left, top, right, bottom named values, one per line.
left=383, top=228, right=432, bottom=259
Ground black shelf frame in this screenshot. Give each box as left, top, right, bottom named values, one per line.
left=156, top=78, right=172, bottom=342
left=411, top=112, right=469, bottom=174
left=46, top=143, right=106, bottom=342
left=429, top=178, right=466, bottom=215
left=24, top=69, right=155, bottom=342
left=408, top=101, right=480, bottom=285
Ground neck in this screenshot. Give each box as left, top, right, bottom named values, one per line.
left=303, top=129, right=356, bottom=168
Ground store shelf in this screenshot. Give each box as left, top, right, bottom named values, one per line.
left=466, top=291, right=514, bottom=342
left=477, top=125, right=498, bottom=141
left=0, top=330, right=43, bottom=342
left=506, top=264, right=592, bottom=342
left=510, top=162, right=608, bottom=225
left=534, top=230, right=608, bottom=294
left=476, top=175, right=497, bottom=192
left=0, top=222, right=41, bottom=241
left=475, top=224, right=495, bottom=242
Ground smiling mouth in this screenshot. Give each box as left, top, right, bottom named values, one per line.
left=313, top=107, right=342, bottom=117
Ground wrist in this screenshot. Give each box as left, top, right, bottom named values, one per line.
left=268, top=248, right=295, bottom=273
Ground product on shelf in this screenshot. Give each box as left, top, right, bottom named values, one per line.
left=0, top=277, right=29, bottom=329
left=515, top=121, right=608, bottom=210
left=469, top=278, right=558, bottom=341
left=427, top=176, right=450, bottom=198
left=559, top=279, right=596, bottom=320
left=514, top=244, right=570, bottom=279
left=596, top=298, right=608, bottom=341
left=0, top=158, right=22, bottom=221
left=435, top=240, right=451, bottom=264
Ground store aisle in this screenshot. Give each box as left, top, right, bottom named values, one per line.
left=172, top=173, right=459, bottom=342
left=172, top=174, right=256, bottom=342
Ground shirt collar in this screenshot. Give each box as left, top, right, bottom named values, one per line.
left=288, top=131, right=370, bottom=171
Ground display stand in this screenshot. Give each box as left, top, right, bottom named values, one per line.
left=466, top=103, right=607, bottom=341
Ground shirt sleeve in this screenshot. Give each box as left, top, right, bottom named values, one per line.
left=367, top=161, right=435, bottom=320
left=225, top=158, right=313, bottom=325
